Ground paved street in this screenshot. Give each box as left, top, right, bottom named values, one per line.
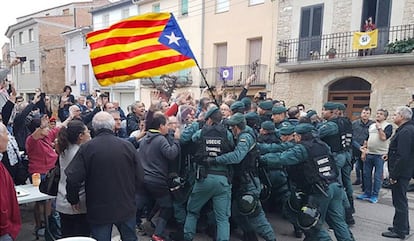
left=16, top=182, right=414, bottom=241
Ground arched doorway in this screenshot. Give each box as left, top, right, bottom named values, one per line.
left=328, top=77, right=371, bottom=120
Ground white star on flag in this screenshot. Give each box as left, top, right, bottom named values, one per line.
left=165, top=32, right=182, bottom=46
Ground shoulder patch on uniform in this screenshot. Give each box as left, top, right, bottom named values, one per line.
left=239, top=138, right=247, bottom=142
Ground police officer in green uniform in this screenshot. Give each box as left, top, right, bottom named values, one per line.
left=260, top=123, right=354, bottom=241
left=335, top=102, right=355, bottom=214
left=257, top=100, right=274, bottom=125
left=183, top=106, right=235, bottom=241
left=318, top=102, right=355, bottom=225
left=212, top=113, right=277, bottom=241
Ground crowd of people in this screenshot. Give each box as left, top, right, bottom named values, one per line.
left=1, top=72, right=414, bottom=241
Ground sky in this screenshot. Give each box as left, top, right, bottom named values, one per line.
left=0, top=0, right=91, bottom=51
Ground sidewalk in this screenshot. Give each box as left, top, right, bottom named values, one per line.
left=16, top=184, right=414, bottom=241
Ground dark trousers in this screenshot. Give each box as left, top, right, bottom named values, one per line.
left=136, top=180, right=173, bottom=237
left=59, top=212, right=90, bottom=238
left=391, top=177, right=411, bottom=235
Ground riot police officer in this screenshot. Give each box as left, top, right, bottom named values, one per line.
left=260, top=123, right=354, bottom=241
left=319, top=102, right=355, bottom=225
left=183, top=106, right=234, bottom=241
left=211, top=113, right=277, bottom=241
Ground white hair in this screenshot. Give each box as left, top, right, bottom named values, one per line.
left=92, top=111, right=115, bottom=132
left=395, top=106, right=413, bottom=121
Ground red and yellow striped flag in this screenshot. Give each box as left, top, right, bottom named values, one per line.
left=87, top=12, right=197, bottom=86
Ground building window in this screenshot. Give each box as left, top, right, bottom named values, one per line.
left=181, top=0, right=189, bottom=16
left=121, top=8, right=130, bottom=19
left=249, top=0, right=264, bottom=6
left=29, top=29, right=34, bottom=42
left=11, top=36, right=15, bottom=48
left=82, top=65, right=89, bottom=87
left=29, top=60, right=35, bottom=72
left=82, top=35, right=88, bottom=48
left=19, top=32, right=23, bottom=44
left=216, top=0, right=229, bottom=13
left=152, top=3, right=160, bottom=12
left=70, top=66, right=76, bottom=86
left=248, top=38, right=262, bottom=65
left=215, top=43, right=227, bottom=67
left=102, top=14, right=110, bottom=28
left=62, top=8, right=70, bottom=15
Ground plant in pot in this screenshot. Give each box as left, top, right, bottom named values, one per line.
left=326, top=47, right=337, bottom=59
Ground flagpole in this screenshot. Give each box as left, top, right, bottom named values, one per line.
left=196, top=63, right=219, bottom=106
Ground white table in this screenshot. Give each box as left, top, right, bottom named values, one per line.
left=15, top=184, right=55, bottom=204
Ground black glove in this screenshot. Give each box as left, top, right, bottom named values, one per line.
left=258, top=157, right=267, bottom=167
left=199, top=157, right=216, bottom=167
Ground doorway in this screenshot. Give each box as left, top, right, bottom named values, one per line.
left=328, top=77, right=371, bottom=121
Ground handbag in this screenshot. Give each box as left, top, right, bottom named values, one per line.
left=39, top=158, right=60, bottom=196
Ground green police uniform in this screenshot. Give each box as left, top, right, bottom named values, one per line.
left=216, top=113, right=276, bottom=241
left=261, top=123, right=354, bottom=241
left=183, top=107, right=235, bottom=241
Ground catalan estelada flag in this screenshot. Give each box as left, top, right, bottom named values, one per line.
left=86, top=12, right=197, bottom=86
left=352, top=29, right=378, bottom=50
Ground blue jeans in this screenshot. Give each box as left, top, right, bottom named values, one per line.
left=363, top=154, right=384, bottom=197
left=90, top=217, right=137, bottom=241
left=0, top=234, right=12, bottom=241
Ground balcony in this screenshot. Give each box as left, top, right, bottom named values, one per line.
left=141, top=71, right=193, bottom=87
left=200, top=64, right=268, bottom=88
left=278, top=24, right=414, bottom=71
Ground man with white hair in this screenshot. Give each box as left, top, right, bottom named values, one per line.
left=0, top=122, right=21, bottom=241
left=65, top=112, right=144, bottom=241
left=381, top=106, right=414, bottom=239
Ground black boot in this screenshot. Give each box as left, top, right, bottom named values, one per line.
left=242, top=231, right=258, bottom=241
left=169, top=223, right=184, bottom=241
left=293, top=225, right=303, bottom=238
left=349, top=197, right=355, bottom=214
left=345, top=208, right=355, bottom=225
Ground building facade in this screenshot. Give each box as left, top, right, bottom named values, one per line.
left=274, top=0, right=414, bottom=120
left=4, top=0, right=109, bottom=100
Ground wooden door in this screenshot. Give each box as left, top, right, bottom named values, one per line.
left=328, top=91, right=371, bottom=121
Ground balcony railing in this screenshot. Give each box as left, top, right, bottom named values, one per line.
left=278, top=24, right=414, bottom=63
left=141, top=71, right=193, bottom=87
left=200, top=64, right=268, bottom=88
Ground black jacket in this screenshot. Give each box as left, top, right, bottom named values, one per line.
left=65, top=129, right=144, bottom=224
left=387, top=120, right=414, bottom=179
left=138, top=130, right=180, bottom=185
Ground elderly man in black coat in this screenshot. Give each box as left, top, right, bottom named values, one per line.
left=66, top=111, right=144, bottom=241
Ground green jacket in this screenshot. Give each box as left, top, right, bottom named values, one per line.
left=216, top=131, right=255, bottom=165
left=260, top=143, right=309, bottom=169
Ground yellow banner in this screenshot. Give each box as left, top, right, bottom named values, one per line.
left=352, top=29, right=378, bottom=50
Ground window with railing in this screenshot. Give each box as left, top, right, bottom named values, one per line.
left=278, top=24, right=414, bottom=63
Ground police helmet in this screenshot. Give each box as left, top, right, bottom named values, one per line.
left=297, top=205, right=321, bottom=230
left=238, top=193, right=259, bottom=216
left=287, top=191, right=306, bottom=213
left=259, top=183, right=271, bottom=201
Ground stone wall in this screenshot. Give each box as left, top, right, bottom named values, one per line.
left=333, top=0, right=353, bottom=32
left=403, top=0, right=414, bottom=24
left=272, top=64, right=414, bottom=114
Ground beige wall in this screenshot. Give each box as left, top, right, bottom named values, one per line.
left=203, top=1, right=277, bottom=78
